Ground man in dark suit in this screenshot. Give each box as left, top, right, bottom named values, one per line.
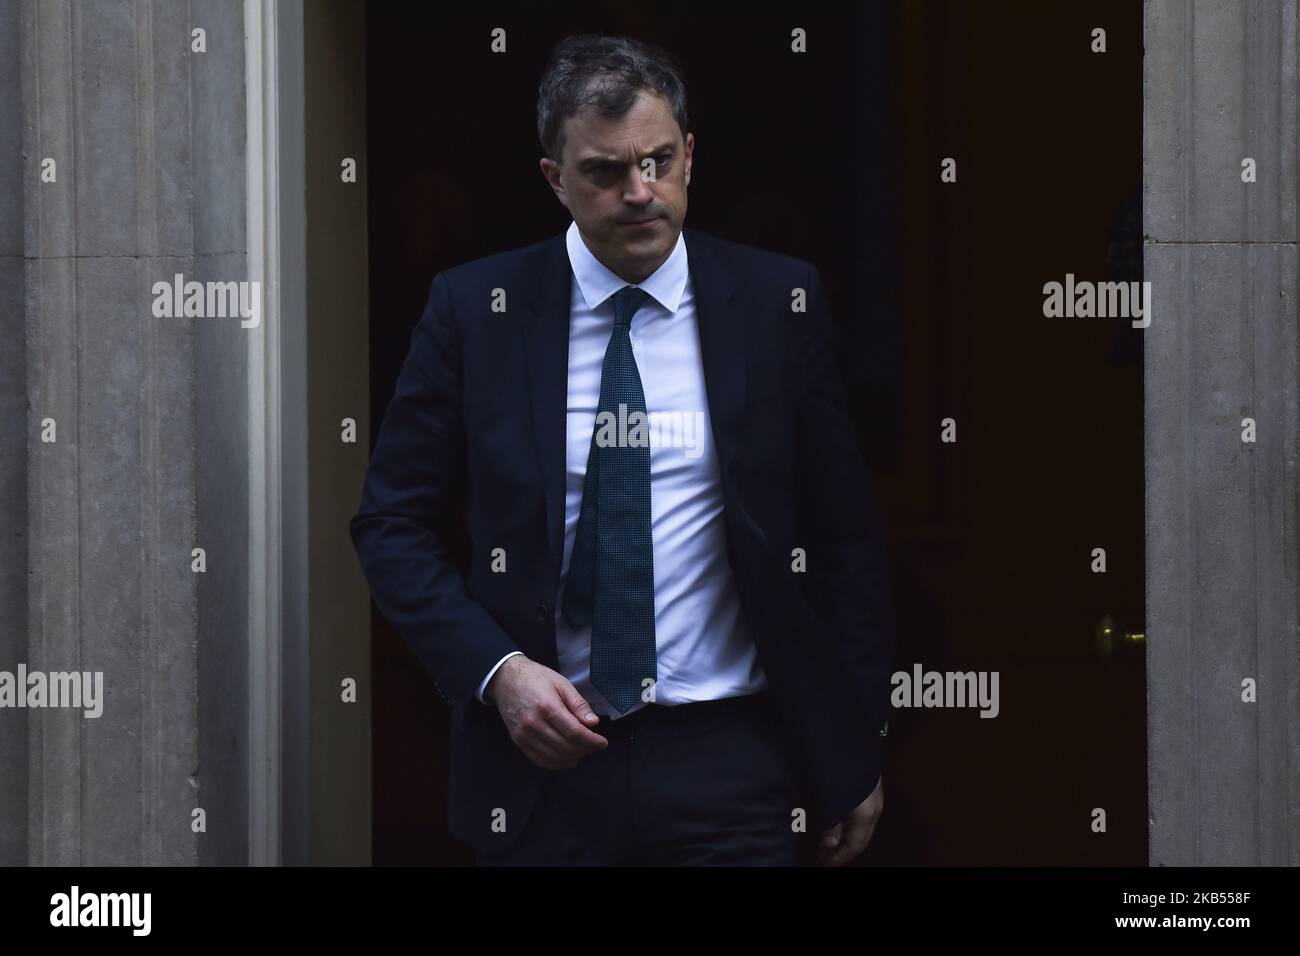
left=350, top=33, right=895, bottom=866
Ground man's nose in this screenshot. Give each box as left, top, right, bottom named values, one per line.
left=622, top=164, right=655, bottom=205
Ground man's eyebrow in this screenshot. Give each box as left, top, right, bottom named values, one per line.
left=577, top=143, right=676, bottom=168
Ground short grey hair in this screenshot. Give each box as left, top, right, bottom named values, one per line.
left=536, top=34, right=689, bottom=162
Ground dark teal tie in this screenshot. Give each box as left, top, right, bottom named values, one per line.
left=562, top=285, right=657, bottom=713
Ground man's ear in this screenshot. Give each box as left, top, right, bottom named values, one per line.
left=540, top=157, right=570, bottom=209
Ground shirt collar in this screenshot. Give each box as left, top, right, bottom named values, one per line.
left=565, top=218, right=689, bottom=315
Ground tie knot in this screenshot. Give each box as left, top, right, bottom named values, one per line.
left=612, top=286, right=651, bottom=329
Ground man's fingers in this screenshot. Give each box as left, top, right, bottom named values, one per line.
left=518, top=734, right=578, bottom=769
left=549, top=682, right=608, bottom=750
left=557, top=682, right=602, bottom=729
left=821, top=822, right=843, bottom=850
left=821, top=813, right=878, bottom=866
left=843, top=816, right=872, bottom=856
left=822, top=828, right=860, bottom=866
left=512, top=686, right=607, bottom=760
left=541, top=701, right=608, bottom=755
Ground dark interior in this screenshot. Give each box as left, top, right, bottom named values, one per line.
left=365, top=0, right=1144, bottom=865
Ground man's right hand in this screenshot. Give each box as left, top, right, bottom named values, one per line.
left=486, top=656, right=608, bottom=770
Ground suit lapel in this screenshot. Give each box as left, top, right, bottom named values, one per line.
left=521, top=226, right=745, bottom=587
left=521, top=232, right=574, bottom=585
left=684, top=228, right=744, bottom=482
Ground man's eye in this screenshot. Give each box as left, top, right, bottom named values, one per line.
left=588, top=158, right=670, bottom=179
left=638, top=158, right=670, bottom=181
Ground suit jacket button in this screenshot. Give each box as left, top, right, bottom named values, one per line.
left=536, top=604, right=551, bottom=622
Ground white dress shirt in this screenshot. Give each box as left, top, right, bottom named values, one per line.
left=476, top=220, right=768, bottom=717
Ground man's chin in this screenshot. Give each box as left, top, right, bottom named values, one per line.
left=614, top=232, right=662, bottom=251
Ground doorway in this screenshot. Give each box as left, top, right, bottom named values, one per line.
left=358, top=0, right=1144, bottom=865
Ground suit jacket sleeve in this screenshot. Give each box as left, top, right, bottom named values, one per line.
left=799, top=264, right=897, bottom=799
left=350, top=271, right=524, bottom=722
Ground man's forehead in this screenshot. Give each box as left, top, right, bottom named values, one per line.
left=565, top=96, right=680, bottom=157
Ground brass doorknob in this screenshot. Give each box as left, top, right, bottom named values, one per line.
left=1096, top=613, right=1145, bottom=655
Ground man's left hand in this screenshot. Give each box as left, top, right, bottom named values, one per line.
left=818, top=775, right=883, bottom=866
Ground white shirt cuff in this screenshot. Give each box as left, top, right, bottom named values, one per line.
left=477, top=651, right=525, bottom=704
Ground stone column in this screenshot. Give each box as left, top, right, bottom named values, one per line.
left=0, top=0, right=28, bottom=866
left=4, top=0, right=252, bottom=865
left=1145, top=0, right=1300, bottom=864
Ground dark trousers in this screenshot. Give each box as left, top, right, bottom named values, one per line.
left=474, top=690, right=799, bottom=866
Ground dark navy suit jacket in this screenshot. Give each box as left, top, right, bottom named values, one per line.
left=350, top=226, right=896, bottom=852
